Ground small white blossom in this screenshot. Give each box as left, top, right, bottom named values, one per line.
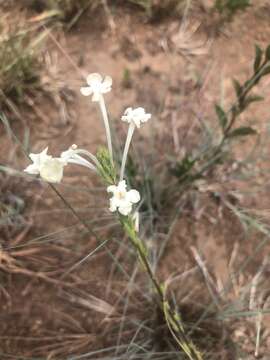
left=24, top=147, right=51, bottom=175
left=80, top=73, right=112, bottom=102
left=107, top=180, right=140, bottom=216
left=121, top=107, right=151, bottom=128
left=24, top=148, right=65, bottom=183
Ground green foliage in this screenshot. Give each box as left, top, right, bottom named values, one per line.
left=96, top=146, right=117, bottom=185
left=215, top=0, right=251, bottom=16
left=215, top=104, right=228, bottom=129
left=28, top=0, right=94, bottom=21
left=170, top=155, right=198, bottom=182
left=228, top=126, right=257, bottom=138
left=0, top=25, right=44, bottom=107
left=171, top=43, right=270, bottom=185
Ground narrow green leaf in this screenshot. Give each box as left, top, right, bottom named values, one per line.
left=228, top=126, right=257, bottom=138
left=244, top=94, right=264, bottom=108
left=265, top=44, right=270, bottom=61
left=215, top=104, right=228, bottom=129
left=232, top=79, right=242, bottom=99
left=254, top=44, right=263, bottom=72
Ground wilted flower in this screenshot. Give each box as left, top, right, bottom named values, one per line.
left=121, top=107, right=151, bottom=128
left=24, top=148, right=65, bottom=183
left=80, top=73, right=112, bottom=102
left=107, top=180, right=140, bottom=216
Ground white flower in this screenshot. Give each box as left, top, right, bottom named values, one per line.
left=107, top=180, right=140, bottom=216
left=80, top=73, right=112, bottom=102
left=24, top=147, right=51, bottom=175
left=24, top=147, right=65, bottom=183
left=121, top=107, right=151, bottom=128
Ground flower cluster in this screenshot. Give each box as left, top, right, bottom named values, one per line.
left=24, top=73, right=151, bottom=218
left=107, top=180, right=140, bottom=216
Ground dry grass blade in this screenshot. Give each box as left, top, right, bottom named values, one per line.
left=63, top=289, right=115, bottom=317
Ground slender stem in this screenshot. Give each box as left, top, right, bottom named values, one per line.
left=121, top=216, right=203, bottom=360
left=120, top=122, right=135, bottom=181
left=99, top=95, right=113, bottom=163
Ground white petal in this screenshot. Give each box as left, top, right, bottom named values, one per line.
left=29, top=153, right=38, bottom=162
left=107, top=185, right=117, bottom=193
left=109, top=198, right=118, bottom=212
left=24, top=163, right=40, bottom=175
left=40, top=159, right=64, bottom=183
left=124, top=107, right=132, bottom=115
left=121, top=115, right=129, bottom=123
left=80, top=86, right=92, bottom=96
left=127, top=189, right=140, bottom=204
left=87, top=73, right=102, bottom=85
left=118, top=180, right=127, bottom=192
left=101, top=76, right=112, bottom=94
left=118, top=203, right=132, bottom=216
left=103, top=75, right=112, bottom=88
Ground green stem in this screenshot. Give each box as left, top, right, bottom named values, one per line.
left=120, top=216, right=203, bottom=360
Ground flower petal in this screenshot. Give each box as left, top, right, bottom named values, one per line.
left=103, top=75, right=112, bottom=87
left=80, top=86, right=92, bottom=96
left=126, top=189, right=140, bottom=204
left=107, top=185, right=117, bottom=193
left=118, top=180, right=127, bottom=192
left=40, top=159, right=64, bottom=183
left=87, top=73, right=102, bottom=85
left=118, top=203, right=132, bottom=216
left=109, top=198, right=118, bottom=212
left=24, top=163, right=40, bottom=175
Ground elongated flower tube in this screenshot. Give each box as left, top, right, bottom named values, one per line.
left=61, top=144, right=99, bottom=172
left=120, top=107, right=151, bottom=181
left=80, top=73, right=113, bottom=163
left=107, top=180, right=140, bottom=216
left=133, top=211, right=140, bottom=232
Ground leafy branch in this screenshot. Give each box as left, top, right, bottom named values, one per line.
left=171, top=43, right=270, bottom=185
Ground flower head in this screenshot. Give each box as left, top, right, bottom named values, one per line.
left=121, top=107, right=151, bottom=128
left=107, top=180, right=140, bottom=216
left=80, top=73, right=112, bottom=102
left=24, top=148, right=65, bottom=183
